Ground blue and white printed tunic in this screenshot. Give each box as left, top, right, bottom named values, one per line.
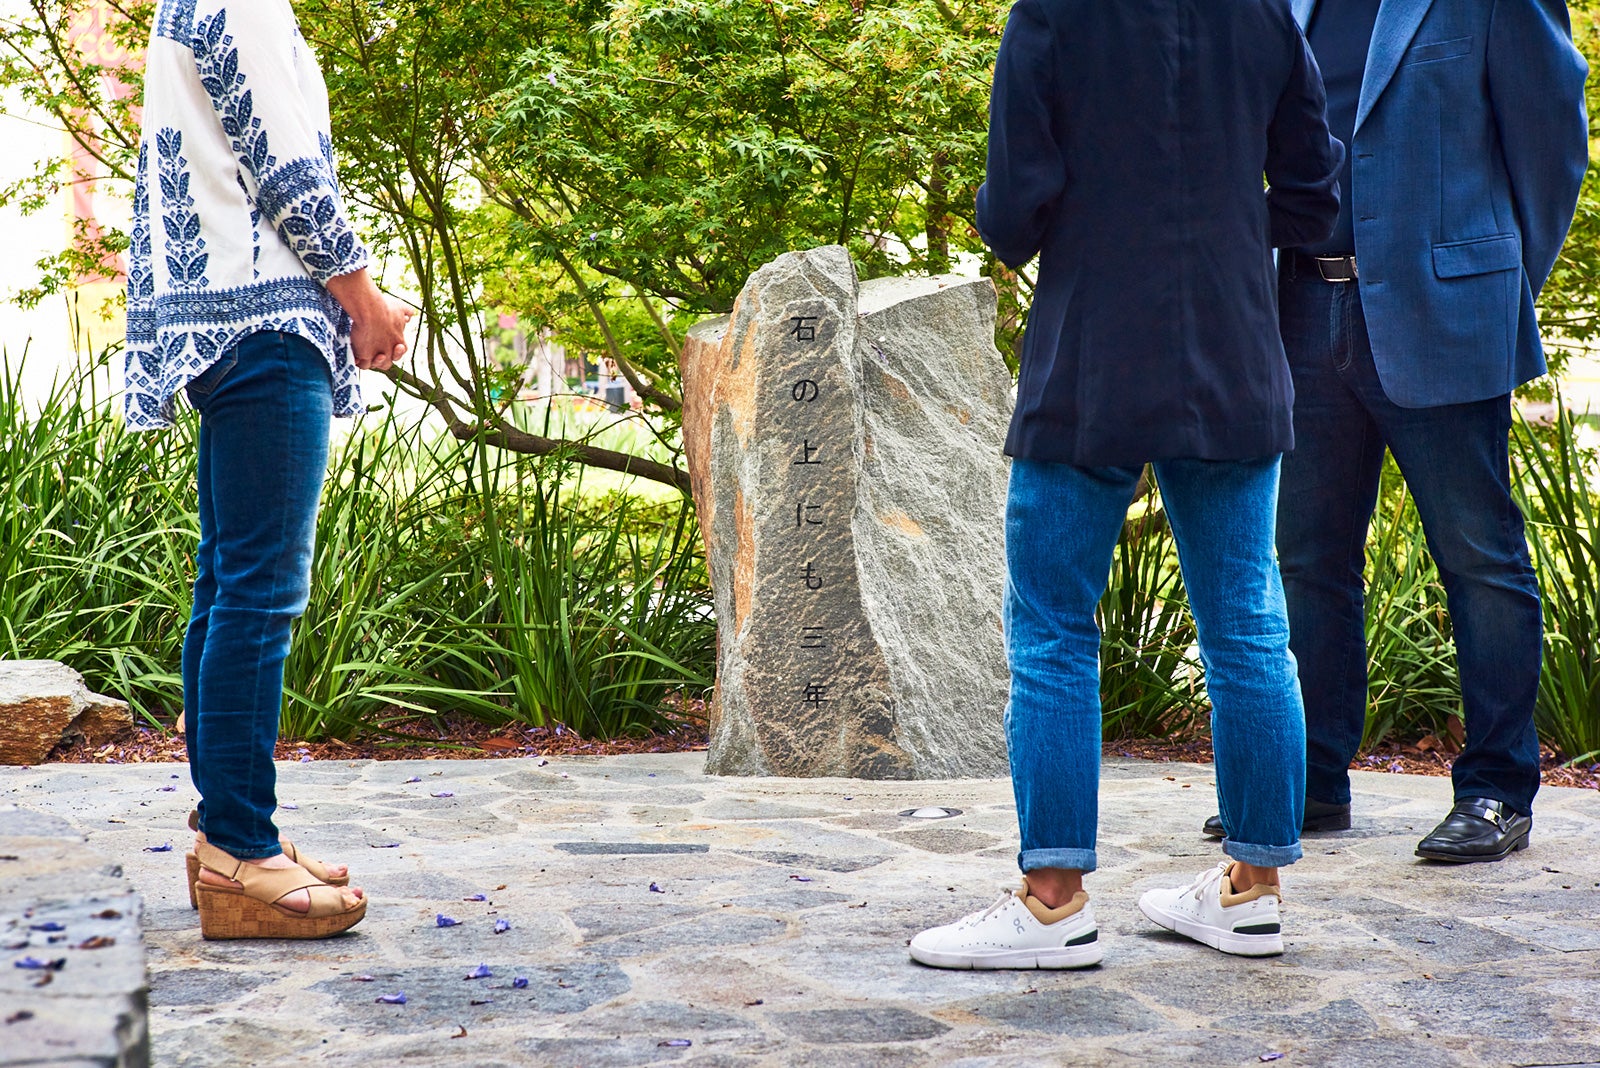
left=124, top=0, right=370, bottom=429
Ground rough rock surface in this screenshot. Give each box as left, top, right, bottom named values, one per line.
left=0, top=660, right=132, bottom=766
left=680, top=246, right=1012, bottom=779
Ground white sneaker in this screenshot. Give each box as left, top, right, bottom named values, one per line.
left=1138, top=861, right=1284, bottom=957
left=909, top=879, right=1102, bottom=970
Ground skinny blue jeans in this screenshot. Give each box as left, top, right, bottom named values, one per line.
left=1006, top=456, right=1306, bottom=873
left=183, top=330, right=332, bottom=859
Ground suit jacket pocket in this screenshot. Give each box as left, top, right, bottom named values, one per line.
left=1433, top=234, right=1521, bottom=278
left=1403, top=35, right=1473, bottom=64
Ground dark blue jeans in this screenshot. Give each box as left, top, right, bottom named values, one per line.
left=183, top=330, right=332, bottom=859
left=1277, top=268, right=1543, bottom=815
left=1006, top=456, right=1305, bottom=874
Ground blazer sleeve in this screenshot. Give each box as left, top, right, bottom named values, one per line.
left=190, top=3, right=371, bottom=284
left=975, top=0, right=1063, bottom=269
left=1487, top=0, right=1589, bottom=297
left=1264, top=24, right=1345, bottom=249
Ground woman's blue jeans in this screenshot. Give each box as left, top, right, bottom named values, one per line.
left=1006, top=456, right=1306, bottom=874
left=182, top=330, right=332, bottom=860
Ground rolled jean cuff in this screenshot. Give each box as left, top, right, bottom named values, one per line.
left=1019, top=847, right=1097, bottom=875
left=1223, top=838, right=1302, bottom=868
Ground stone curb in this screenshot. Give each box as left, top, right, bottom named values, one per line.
left=0, top=807, right=148, bottom=1068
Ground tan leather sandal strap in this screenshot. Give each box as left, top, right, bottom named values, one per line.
left=231, top=861, right=322, bottom=904
left=193, top=839, right=243, bottom=881
left=287, top=846, right=333, bottom=882
left=302, top=883, right=361, bottom=919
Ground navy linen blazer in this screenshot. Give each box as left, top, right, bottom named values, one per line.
left=1290, top=0, right=1588, bottom=407
left=981, top=0, right=1344, bottom=467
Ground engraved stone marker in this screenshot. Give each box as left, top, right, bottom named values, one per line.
left=680, top=246, right=1012, bottom=779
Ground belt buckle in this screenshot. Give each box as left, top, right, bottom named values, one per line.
left=1314, top=255, right=1358, bottom=283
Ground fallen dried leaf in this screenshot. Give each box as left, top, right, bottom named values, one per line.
left=92, top=910, right=122, bottom=920
left=73, top=936, right=115, bottom=950
left=451, top=1025, right=468, bottom=1039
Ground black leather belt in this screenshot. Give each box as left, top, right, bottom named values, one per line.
left=1287, top=251, right=1359, bottom=283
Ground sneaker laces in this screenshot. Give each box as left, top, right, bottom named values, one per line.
left=1187, top=862, right=1231, bottom=902
left=962, top=887, right=1023, bottom=927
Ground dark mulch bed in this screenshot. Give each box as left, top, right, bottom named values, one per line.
left=46, top=704, right=709, bottom=766
left=42, top=706, right=1599, bottom=792
left=1110, top=732, right=1600, bottom=792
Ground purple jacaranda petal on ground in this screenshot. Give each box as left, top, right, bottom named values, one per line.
left=169, top=774, right=179, bottom=779
left=494, top=919, right=511, bottom=934
left=436, top=914, right=461, bottom=928
left=143, top=843, right=172, bottom=853
left=157, top=786, right=175, bottom=792
left=470, top=997, right=493, bottom=1006
left=404, top=776, right=422, bottom=783
left=465, top=964, right=492, bottom=980
left=1259, top=1055, right=1285, bottom=1063
left=375, top=992, right=407, bottom=1005
left=463, top=894, right=487, bottom=902
left=789, top=876, right=812, bottom=883
left=13, top=957, right=64, bottom=971
left=658, top=1039, right=692, bottom=1048
left=370, top=842, right=400, bottom=849
left=279, top=803, right=298, bottom=810
left=28, top=923, right=65, bottom=933
left=353, top=975, right=376, bottom=982
left=299, top=756, right=313, bottom=763
left=512, top=977, right=529, bottom=989
left=431, top=791, right=454, bottom=798
left=648, top=883, right=665, bottom=893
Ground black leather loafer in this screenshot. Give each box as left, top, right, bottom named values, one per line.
left=1201, top=797, right=1352, bottom=838
left=1415, top=797, right=1531, bottom=863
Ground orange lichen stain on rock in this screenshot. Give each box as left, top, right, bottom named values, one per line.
left=723, top=332, right=760, bottom=445
left=945, top=404, right=973, bottom=425
left=880, top=510, right=925, bottom=538
left=733, top=487, right=755, bottom=632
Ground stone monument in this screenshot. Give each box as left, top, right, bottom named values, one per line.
left=680, top=245, right=1013, bottom=779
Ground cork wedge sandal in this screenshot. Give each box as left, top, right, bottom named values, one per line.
left=192, top=839, right=366, bottom=940
left=183, top=810, right=349, bottom=909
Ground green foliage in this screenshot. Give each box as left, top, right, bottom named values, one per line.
left=1513, top=407, right=1600, bottom=766
left=1, top=349, right=714, bottom=742
left=0, top=345, right=192, bottom=725
left=1096, top=490, right=1202, bottom=740
left=1359, top=464, right=1458, bottom=749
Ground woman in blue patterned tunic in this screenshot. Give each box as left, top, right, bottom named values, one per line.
left=125, top=0, right=409, bottom=939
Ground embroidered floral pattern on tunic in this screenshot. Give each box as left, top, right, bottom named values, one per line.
left=156, top=130, right=209, bottom=289
left=124, top=0, right=370, bottom=432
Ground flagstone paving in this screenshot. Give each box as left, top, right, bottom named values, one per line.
left=4, top=753, right=1599, bottom=1067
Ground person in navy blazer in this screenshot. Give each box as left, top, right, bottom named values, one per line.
left=909, top=0, right=1344, bottom=969
left=1199, top=0, right=1589, bottom=863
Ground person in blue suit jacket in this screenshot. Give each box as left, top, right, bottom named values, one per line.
left=1200, top=0, right=1589, bottom=863
left=909, top=0, right=1343, bottom=969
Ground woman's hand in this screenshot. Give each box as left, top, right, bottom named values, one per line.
left=325, top=269, right=414, bottom=371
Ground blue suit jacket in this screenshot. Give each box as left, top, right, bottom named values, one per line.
left=981, top=0, right=1343, bottom=467
left=1291, top=0, right=1588, bottom=406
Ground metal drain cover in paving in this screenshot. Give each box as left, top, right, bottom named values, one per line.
left=898, top=807, right=963, bottom=820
